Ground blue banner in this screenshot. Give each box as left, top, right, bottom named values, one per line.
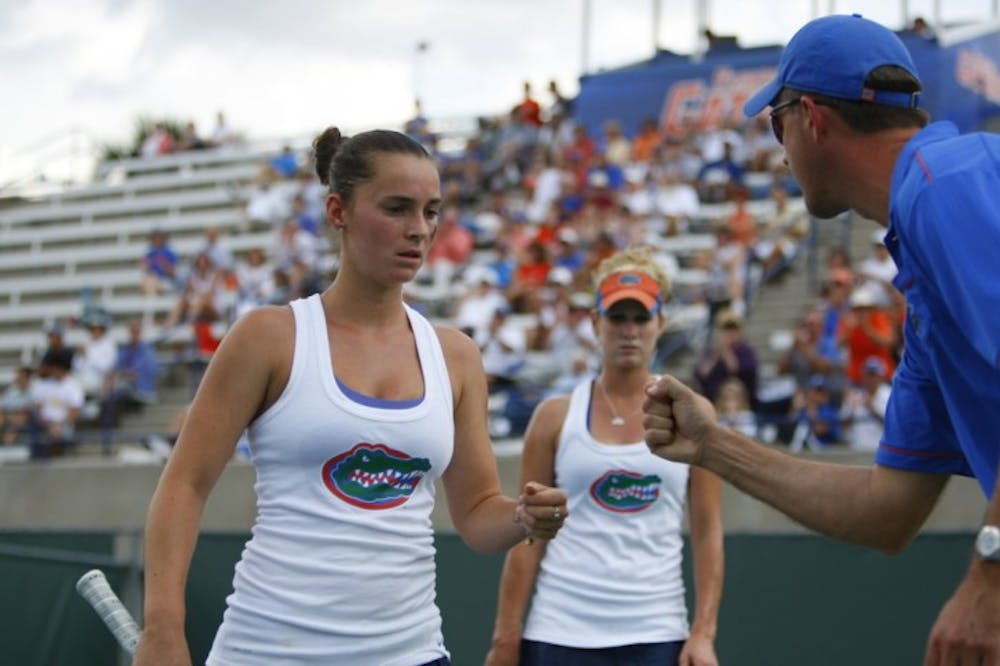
left=574, top=25, right=1000, bottom=137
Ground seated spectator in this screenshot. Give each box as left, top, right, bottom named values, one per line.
left=546, top=291, right=600, bottom=376
left=425, top=206, right=475, bottom=290
left=562, top=124, right=597, bottom=168
left=40, top=322, right=73, bottom=367
left=653, top=168, right=699, bottom=237
left=545, top=78, right=574, bottom=121
left=857, top=230, right=898, bottom=307
left=246, top=165, right=295, bottom=228
left=715, top=377, right=758, bottom=438
left=210, top=110, right=237, bottom=146
left=661, top=131, right=705, bottom=184
left=631, top=117, right=664, bottom=163
left=507, top=240, right=552, bottom=312
left=100, top=319, right=160, bottom=446
left=694, top=308, right=759, bottom=408
left=1, top=366, right=36, bottom=445
left=697, top=140, right=745, bottom=203
left=777, top=307, right=845, bottom=395
left=524, top=153, right=566, bottom=223
left=269, top=145, right=300, bottom=179
left=234, top=248, right=278, bottom=317
left=162, top=252, right=227, bottom=329
left=272, top=218, right=323, bottom=298
left=908, top=16, right=936, bottom=39
left=290, top=192, right=321, bottom=236
left=840, top=356, right=892, bottom=452
left=512, top=80, right=543, bottom=128
left=404, top=98, right=435, bottom=146
left=838, top=285, right=896, bottom=386
left=620, top=172, right=656, bottom=218
left=486, top=107, right=538, bottom=189
left=743, top=115, right=782, bottom=172
left=552, top=227, right=585, bottom=272
left=72, top=313, right=117, bottom=400
left=600, top=119, right=631, bottom=166
left=526, top=266, right=575, bottom=352
left=29, top=349, right=84, bottom=459
left=581, top=230, right=618, bottom=278
left=725, top=189, right=758, bottom=248
left=545, top=351, right=593, bottom=398
left=531, top=203, right=563, bottom=248
left=827, top=245, right=853, bottom=273
left=753, top=184, right=810, bottom=281
left=177, top=121, right=210, bottom=151
left=698, top=225, right=747, bottom=322
left=198, top=225, right=234, bottom=272
left=485, top=240, right=517, bottom=290
left=140, top=122, right=175, bottom=158
left=817, top=266, right=853, bottom=361
left=141, top=227, right=180, bottom=296
left=453, top=267, right=509, bottom=341
left=477, top=306, right=527, bottom=392
left=294, top=167, right=328, bottom=226
left=585, top=154, right=625, bottom=212
left=788, top=373, right=844, bottom=452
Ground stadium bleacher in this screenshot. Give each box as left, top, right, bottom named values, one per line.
left=0, top=147, right=272, bottom=392
left=0, top=108, right=866, bottom=462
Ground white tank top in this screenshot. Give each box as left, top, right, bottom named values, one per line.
left=207, top=294, right=454, bottom=665
left=522, top=379, right=691, bottom=648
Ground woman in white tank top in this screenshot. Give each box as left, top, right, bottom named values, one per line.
left=487, top=247, right=724, bottom=666
left=134, top=128, right=567, bottom=666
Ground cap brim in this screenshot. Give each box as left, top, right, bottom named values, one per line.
left=743, top=78, right=783, bottom=117
left=599, top=290, right=658, bottom=314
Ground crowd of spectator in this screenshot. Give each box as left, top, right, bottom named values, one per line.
left=137, top=112, right=241, bottom=159
left=0, top=313, right=162, bottom=458
left=0, top=77, right=905, bottom=458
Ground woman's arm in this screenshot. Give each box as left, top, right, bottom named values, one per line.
left=438, top=327, right=566, bottom=553
left=133, top=307, right=290, bottom=665
left=486, top=397, right=568, bottom=666
left=680, top=466, right=724, bottom=666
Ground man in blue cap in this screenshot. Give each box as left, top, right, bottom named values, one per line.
left=643, top=13, right=1000, bottom=664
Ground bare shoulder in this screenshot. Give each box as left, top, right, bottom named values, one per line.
left=223, top=305, right=294, bottom=349
left=526, top=395, right=572, bottom=440
left=212, top=305, right=295, bottom=373
left=433, top=324, right=481, bottom=363
left=199, top=305, right=295, bottom=415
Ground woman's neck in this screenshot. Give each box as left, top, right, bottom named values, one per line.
left=322, top=271, right=407, bottom=329
left=598, top=366, right=652, bottom=395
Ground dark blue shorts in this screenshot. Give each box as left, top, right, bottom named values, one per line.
left=419, top=658, right=450, bottom=666
left=520, top=638, right=684, bottom=665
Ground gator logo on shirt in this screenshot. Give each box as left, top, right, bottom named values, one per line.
left=590, top=469, right=661, bottom=513
left=322, top=443, right=431, bottom=509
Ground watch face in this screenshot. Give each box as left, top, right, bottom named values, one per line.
left=976, top=526, right=1000, bottom=560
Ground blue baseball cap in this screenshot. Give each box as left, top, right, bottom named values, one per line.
left=744, top=14, right=922, bottom=117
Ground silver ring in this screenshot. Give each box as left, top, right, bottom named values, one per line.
left=553, top=507, right=561, bottom=521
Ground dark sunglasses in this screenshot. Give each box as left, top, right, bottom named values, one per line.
left=769, top=96, right=833, bottom=144
left=768, top=97, right=802, bottom=144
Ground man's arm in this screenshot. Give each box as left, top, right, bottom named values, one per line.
left=706, top=427, right=945, bottom=552
left=644, top=374, right=948, bottom=553
left=924, top=482, right=1000, bottom=665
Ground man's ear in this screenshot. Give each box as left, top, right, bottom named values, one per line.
left=801, top=96, right=829, bottom=144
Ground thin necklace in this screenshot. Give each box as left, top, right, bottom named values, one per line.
left=597, top=379, right=642, bottom=427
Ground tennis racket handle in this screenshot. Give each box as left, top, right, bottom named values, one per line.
left=76, top=569, right=141, bottom=656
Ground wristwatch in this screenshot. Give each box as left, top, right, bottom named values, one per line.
left=974, top=525, right=1000, bottom=562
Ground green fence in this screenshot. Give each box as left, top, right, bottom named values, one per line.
left=0, top=530, right=974, bottom=666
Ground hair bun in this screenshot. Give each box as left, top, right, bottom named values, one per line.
left=312, top=126, right=346, bottom=185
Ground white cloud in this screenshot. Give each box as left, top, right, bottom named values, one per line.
left=0, top=0, right=993, bottom=186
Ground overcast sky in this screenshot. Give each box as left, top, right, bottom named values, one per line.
left=0, top=0, right=994, bottom=185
